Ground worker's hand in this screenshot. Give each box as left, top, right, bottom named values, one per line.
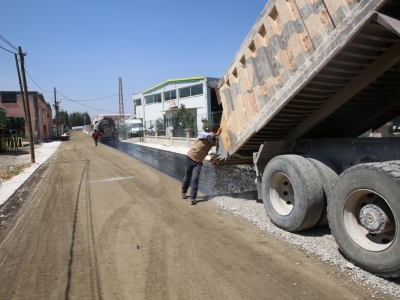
left=210, top=155, right=219, bottom=164
left=216, top=128, right=222, bottom=136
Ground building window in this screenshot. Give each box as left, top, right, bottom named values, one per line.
left=144, top=93, right=162, bottom=105
left=164, top=90, right=177, bottom=101
left=191, top=84, right=203, bottom=96
left=134, top=98, right=142, bottom=106
left=145, top=95, right=154, bottom=104
left=1, top=94, right=17, bottom=103
left=179, top=87, right=190, bottom=98
left=179, top=84, right=203, bottom=99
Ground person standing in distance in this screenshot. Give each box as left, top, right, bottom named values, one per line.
left=181, top=126, right=222, bottom=205
left=92, top=129, right=100, bottom=146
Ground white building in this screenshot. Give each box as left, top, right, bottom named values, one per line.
left=132, top=76, right=221, bottom=133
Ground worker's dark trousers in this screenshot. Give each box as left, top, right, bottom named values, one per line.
left=182, top=156, right=203, bottom=199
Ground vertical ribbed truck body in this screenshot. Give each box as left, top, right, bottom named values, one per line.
left=215, top=0, right=400, bottom=278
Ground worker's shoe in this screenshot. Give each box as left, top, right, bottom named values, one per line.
left=190, top=198, right=197, bottom=205
left=181, top=193, right=188, bottom=199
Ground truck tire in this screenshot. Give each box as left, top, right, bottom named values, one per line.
left=329, top=161, right=400, bottom=278
left=262, top=155, right=324, bottom=232
left=306, top=157, right=339, bottom=226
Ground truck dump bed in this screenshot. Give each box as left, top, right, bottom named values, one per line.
left=216, top=0, right=400, bottom=163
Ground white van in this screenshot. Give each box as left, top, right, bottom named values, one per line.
left=125, top=118, right=143, bottom=137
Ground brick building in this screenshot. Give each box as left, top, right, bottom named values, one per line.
left=0, top=91, right=53, bottom=141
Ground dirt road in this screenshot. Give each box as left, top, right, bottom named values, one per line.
left=0, top=131, right=392, bottom=299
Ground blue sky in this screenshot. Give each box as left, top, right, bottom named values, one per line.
left=0, top=0, right=267, bottom=118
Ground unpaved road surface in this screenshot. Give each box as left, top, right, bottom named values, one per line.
left=0, top=131, right=394, bottom=300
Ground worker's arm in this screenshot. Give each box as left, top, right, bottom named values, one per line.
left=212, top=128, right=222, bottom=139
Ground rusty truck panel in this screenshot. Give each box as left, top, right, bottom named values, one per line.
left=216, top=0, right=400, bottom=163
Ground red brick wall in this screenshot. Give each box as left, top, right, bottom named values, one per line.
left=0, top=92, right=53, bottom=141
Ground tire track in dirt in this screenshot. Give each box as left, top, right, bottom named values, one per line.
left=65, top=135, right=104, bottom=300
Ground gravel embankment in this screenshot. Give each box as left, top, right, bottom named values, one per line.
left=210, top=164, right=400, bottom=298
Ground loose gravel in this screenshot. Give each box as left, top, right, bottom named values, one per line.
left=210, top=164, right=400, bottom=298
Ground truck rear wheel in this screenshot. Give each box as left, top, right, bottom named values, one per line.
left=306, top=157, right=338, bottom=226
left=329, top=161, right=400, bottom=278
left=262, top=155, right=324, bottom=232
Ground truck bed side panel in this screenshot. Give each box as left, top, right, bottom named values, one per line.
left=217, top=0, right=397, bottom=161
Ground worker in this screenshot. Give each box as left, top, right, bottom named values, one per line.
left=181, top=126, right=222, bottom=205
left=92, top=129, right=99, bottom=146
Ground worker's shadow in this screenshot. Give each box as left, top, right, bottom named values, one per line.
left=195, top=196, right=208, bottom=203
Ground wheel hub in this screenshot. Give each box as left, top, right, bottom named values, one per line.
left=359, top=204, right=386, bottom=234
left=344, top=189, right=396, bottom=251
left=269, top=172, right=294, bottom=216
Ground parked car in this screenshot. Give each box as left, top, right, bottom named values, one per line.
left=148, top=124, right=165, bottom=136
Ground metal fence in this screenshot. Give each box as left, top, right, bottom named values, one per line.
left=144, top=111, right=222, bottom=138
left=118, top=123, right=145, bottom=139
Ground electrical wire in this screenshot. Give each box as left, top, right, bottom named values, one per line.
left=56, top=91, right=118, bottom=101
left=7, top=52, right=120, bottom=114
left=60, top=97, right=119, bottom=114
left=24, top=64, right=53, bottom=93
left=43, top=95, right=67, bottom=101
left=0, top=34, right=18, bottom=51
left=44, top=93, right=119, bottom=114
left=0, top=45, right=17, bottom=54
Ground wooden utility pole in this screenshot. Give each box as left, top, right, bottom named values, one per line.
left=119, top=78, right=126, bottom=139
left=14, top=54, right=28, bottom=122
left=119, top=77, right=125, bottom=125
left=54, top=87, right=59, bottom=137
left=19, top=46, right=35, bottom=163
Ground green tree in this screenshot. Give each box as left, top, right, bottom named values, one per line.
left=68, top=111, right=91, bottom=127
left=83, top=111, right=91, bottom=125
left=59, top=110, right=69, bottom=127
left=171, top=104, right=195, bottom=129
left=155, top=117, right=165, bottom=134
left=201, top=117, right=209, bottom=132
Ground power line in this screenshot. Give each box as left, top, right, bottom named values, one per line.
left=24, top=64, right=53, bottom=93
left=56, top=92, right=118, bottom=101
left=55, top=91, right=118, bottom=113
left=43, top=95, right=67, bottom=101
left=0, top=34, right=18, bottom=51
left=7, top=53, right=120, bottom=113
left=61, top=98, right=119, bottom=114
left=43, top=94, right=120, bottom=114
left=0, top=45, right=17, bottom=54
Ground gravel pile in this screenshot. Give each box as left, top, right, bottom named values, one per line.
left=212, top=164, right=257, bottom=195
left=209, top=164, right=400, bottom=298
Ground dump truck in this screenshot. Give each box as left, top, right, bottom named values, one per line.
left=215, top=0, right=400, bottom=277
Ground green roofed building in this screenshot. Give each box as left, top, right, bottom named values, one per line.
left=132, top=76, right=222, bottom=136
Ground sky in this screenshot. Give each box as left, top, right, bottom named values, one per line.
left=0, top=0, right=268, bottom=119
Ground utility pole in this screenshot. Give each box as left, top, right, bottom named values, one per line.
left=19, top=46, right=35, bottom=163
left=14, top=54, right=28, bottom=122
left=54, top=87, right=59, bottom=137
left=119, top=77, right=126, bottom=140
left=83, top=110, right=86, bottom=130
left=119, top=77, right=125, bottom=125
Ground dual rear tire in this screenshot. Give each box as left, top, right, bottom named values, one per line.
left=262, top=156, right=400, bottom=277
left=328, top=161, right=400, bottom=278
left=262, top=155, right=326, bottom=232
